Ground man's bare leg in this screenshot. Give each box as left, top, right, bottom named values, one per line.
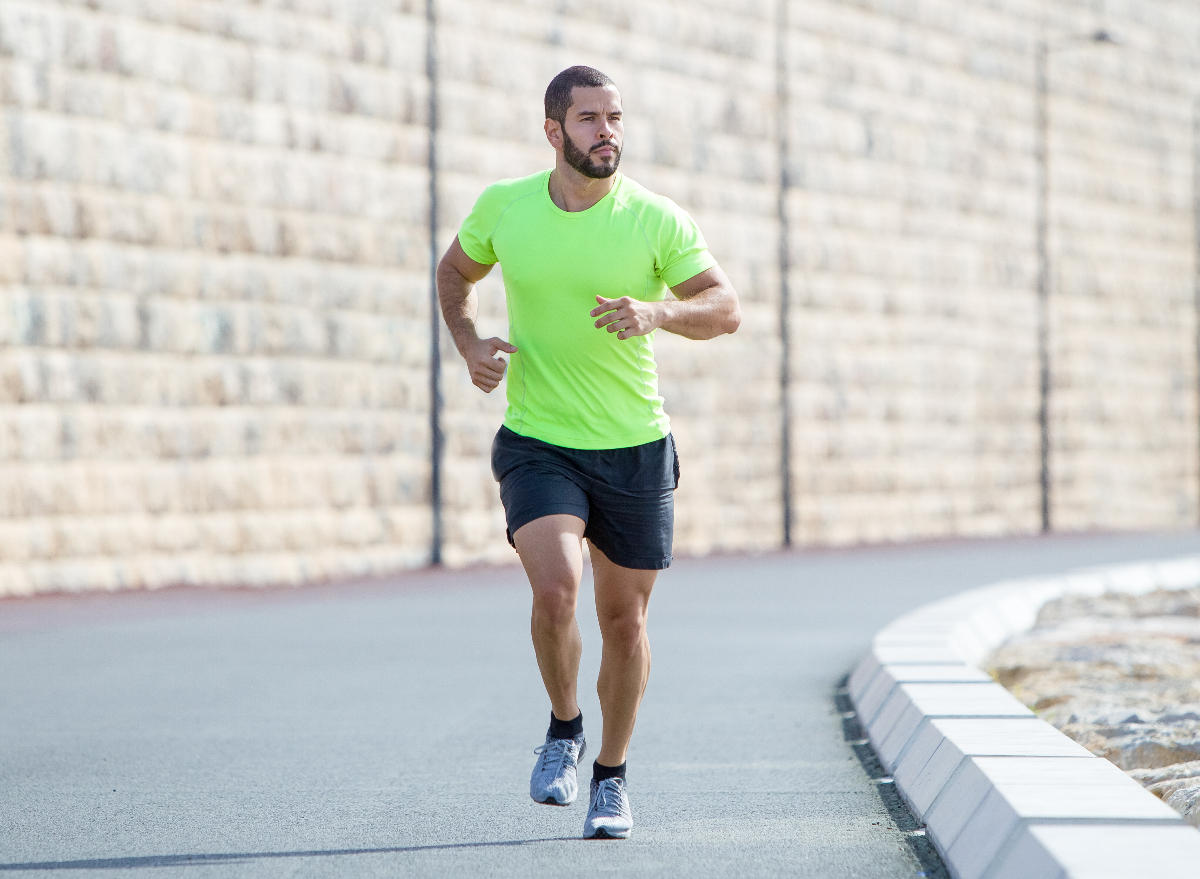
left=590, top=543, right=658, bottom=767
left=512, top=514, right=587, bottom=722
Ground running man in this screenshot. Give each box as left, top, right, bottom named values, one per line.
left=437, top=66, right=740, bottom=839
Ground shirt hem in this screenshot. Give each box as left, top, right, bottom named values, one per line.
left=458, top=237, right=499, bottom=266
left=661, top=252, right=718, bottom=289
left=502, top=419, right=670, bottom=451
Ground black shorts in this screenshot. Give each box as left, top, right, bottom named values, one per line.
left=490, top=426, right=679, bottom=571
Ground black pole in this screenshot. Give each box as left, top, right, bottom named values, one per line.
left=426, top=0, right=443, bottom=565
left=776, top=0, right=793, bottom=548
left=1034, top=39, right=1051, bottom=534
left=1194, top=98, right=1200, bottom=525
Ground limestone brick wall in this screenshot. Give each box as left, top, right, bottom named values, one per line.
left=0, top=0, right=434, bottom=594
left=783, top=0, right=1200, bottom=543
left=784, top=0, right=1042, bottom=543
left=1, top=0, right=1197, bottom=596
left=1041, top=0, right=1199, bottom=530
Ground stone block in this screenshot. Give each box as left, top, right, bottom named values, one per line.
left=937, top=756, right=1183, bottom=879
left=875, top=682, right=1034, bottom=770
left=856, top=661, right=994, bottom=728
left=1153, top=556, right=1200, bottom=590
left=870, top=641, right=964, bottom=665
left=846, top=651, right=882, bottom=706
left=990, top=823, right=1200, bottom=879
left=895, top=716, right=1104, bottom=819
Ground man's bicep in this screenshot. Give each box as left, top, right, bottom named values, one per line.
left=443, top=236, right=496, bottom=285
left=669, top=265, right=730, bottom=300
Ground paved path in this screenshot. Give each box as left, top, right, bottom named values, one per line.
left=3, top=530, right=1200, bottom=878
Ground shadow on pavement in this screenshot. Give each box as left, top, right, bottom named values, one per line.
left=0, top=839, right=578, bottom=872
left=836, top=676, right=951, bottom=879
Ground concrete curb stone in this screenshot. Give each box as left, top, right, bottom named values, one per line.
left=847, top=556, right=1200, bottom=879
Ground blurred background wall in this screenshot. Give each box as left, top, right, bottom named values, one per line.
left=1, top=0, right=1197, bottom=595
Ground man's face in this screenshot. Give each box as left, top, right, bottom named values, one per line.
left=557, top=85, right=623, bottom=179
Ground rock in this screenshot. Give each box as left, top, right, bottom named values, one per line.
left=1130, top=762, right=1200, bottom=827
left=989, top=587, right=1200, bottom=823
left=1060, top=721, right=1200, bottom=771
left=1036, top=589, right=1200, bottom=625
left=1165, top=785, right=1200, bottom=827
left=1130, top=759, right=1200, bottom=789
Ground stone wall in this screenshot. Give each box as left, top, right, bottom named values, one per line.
left=0, top=0, right=435, bottom=594
left=1040, top=1, right=1199, bottom=530
left=784, top=0, right=1200, bottom=543
left=1, top=0, right=1197, bottom=596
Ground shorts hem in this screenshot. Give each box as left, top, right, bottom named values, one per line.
left=506, top=505, right=590, bottom=548
left=587, top=547, right=672, bottom=571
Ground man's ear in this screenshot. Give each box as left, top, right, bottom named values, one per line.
left=544, top=118, right=563, bottom=150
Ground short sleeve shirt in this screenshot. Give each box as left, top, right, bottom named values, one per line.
left=458, top=170, right=716, bottom=450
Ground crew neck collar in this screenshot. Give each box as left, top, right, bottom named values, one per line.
left=543, top=169, right=621, bottom=217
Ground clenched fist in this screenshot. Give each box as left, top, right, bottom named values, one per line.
left=591, top=295, right=665, bottom=341
left=462, top=336, right=518, bottom=393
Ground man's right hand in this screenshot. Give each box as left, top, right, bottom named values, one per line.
left=463, top=337, right=518, bottom=393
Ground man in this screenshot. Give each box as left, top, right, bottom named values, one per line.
left=436, top=65, right=740, bottom=839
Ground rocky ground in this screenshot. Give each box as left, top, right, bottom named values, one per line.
left=987, top=587, right=1200, bottom=827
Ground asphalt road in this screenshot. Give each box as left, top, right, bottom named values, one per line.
left=4, top=530, right=1200, bottom=878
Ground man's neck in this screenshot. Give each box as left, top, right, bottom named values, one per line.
left=548, top=160, right=617, bottom=213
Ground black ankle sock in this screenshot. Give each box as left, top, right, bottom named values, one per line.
left=548, top=711, right=583, bottom=740
left=592, top=760, right=626, bottom=782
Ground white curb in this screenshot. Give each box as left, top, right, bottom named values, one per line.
left=847, top=556, right=1200, bottom=879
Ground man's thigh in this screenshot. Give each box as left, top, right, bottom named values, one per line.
left=590, top=543, right=658, bottom=623
left=513, top=514, right=588, bottom=594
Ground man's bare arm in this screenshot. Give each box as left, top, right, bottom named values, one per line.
left=437, top=237, right=516, bottom=393
left=590, top=265, right=741, bottom=341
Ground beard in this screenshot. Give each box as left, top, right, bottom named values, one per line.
left=562, top=129, right=621, bottom=179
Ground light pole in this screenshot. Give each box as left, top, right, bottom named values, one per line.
left=1033, top=28, right=1119, bottom=534
left=427, top=0, right=443, bottom=565
left=777, top=0, right=792, bottom=547
left=1194, top=96, right=1200, bottom=524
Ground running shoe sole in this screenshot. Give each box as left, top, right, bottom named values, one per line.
left=585, top=827, right=630, bottom=840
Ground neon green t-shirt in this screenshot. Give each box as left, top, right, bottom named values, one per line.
left=457, top=170, right=716, bottom=450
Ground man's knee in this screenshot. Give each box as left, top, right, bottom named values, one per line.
left=598, top=607, right=647, bottom=652
left=532, top=580, right=578, bottom=629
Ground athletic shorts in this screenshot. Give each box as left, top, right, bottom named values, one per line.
left=490, top=426, right=679, bottom=571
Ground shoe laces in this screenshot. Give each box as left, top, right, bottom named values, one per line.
left=533, top=737, right=575, bottom=773
left=591, top=778, right=629, bottom=817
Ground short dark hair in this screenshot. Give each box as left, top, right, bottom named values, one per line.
left=544, top=66, right=616, bottom=124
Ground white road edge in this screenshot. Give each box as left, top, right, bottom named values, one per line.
left=847, top=555, right=1200, bottom=879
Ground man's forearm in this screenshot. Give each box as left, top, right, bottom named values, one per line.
left=437, top=261, right=483, bottom=355
left=657, top=284, right=741, bottom=340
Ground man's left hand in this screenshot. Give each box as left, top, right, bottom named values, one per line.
left=591, top=296, right=663, bottom=341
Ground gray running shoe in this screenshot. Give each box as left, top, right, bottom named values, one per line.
left=583, top=777, right=632, bottom=839
left=529, top=734, right=586, bottom=806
